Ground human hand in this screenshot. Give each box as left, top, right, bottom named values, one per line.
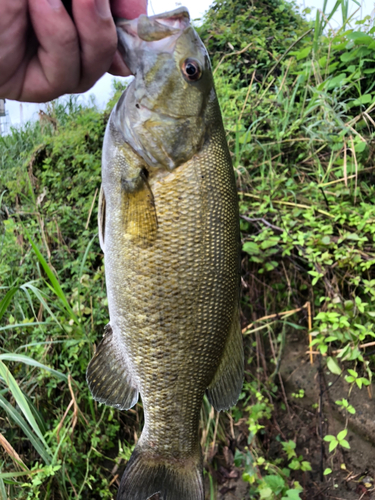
left=0, top=0, right=147, bottom=103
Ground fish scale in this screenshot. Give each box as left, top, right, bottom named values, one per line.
left=86, top=7, right=243, bottom=499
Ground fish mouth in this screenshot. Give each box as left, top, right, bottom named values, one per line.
left=116, top=7, right=206, bottom=120
left=116, top=7, right=190, bottom=42
left=116, top=7, right=191, bottom=71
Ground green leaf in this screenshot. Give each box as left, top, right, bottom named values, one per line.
left=354, top=142, right=367, bottom=153
left=259, top=486, right=273, bottom=499
left=243, top=241, right=260, bottom=255
left=340, top=439, right=350, bottom=449
left=323, top=468, right=332, bottom=475
left=346, top=233, right=361, bottom=240
left=289, top=458, right=301, bottom=470
left=281, top=489, right=302, bottom=500
left=260, top=237, right=280, bottom=249
left=296, top=46, right=312, bottom=60
left=340, top=51, right=356, bottom=62
left=318, top=56, right=327, bottom=68
left=353, top=35, right=373, bottom=45
left=347, top=31, right=371, bottom=41
left=327, top=356, right=342, bottom=376
left=337, top=429, right=347, bottom=441
left=353, top=94, right=373, bottom=106
left=264, top=474, right=285, bottom=493
left=329, top=439, right=338, bottom=453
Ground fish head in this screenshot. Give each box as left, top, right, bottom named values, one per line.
left=115, top=7, right=215, bottom=170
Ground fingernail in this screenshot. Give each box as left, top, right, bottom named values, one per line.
left=47, top=0, right=62, bottom=10
left=95, top=0, right=112, bottom=19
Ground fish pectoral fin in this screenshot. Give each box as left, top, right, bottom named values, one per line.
left=86, top=324, right=139, bottom=411
left=98, top=185, right=106, bottom=253
left=122, top=170, right=158, bottom=249
left=206, top=306, right=244, bottom=411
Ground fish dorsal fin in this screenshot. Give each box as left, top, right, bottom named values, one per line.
left=122, top=169, right=158, bottom=249
left=86, top=325, right=139, bottom=410
left=98, top=185, right=106, bottom=253
left=206, top=305, right=244, bottom=411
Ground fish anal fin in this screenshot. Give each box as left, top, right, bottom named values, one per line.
left=122, top=170, right=158, bottom=249
left=206, top=307, right=244, bottom=411
left=86, top=325, right=139, bottom=411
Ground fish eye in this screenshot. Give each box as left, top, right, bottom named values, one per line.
left=181, top=58, right=202, bottom=82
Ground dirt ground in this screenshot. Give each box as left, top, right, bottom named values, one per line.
left=279, top=331, right=375, bottom=500
left=203, top=329, right=375, bottom=500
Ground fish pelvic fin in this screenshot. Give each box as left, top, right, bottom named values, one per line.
left=86, top=324, right=139, bottom=410
left=206, top=305, right=244, bottom=411
left=117, top=446, right=204, bottom=500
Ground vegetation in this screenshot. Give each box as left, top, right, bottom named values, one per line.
left=1, top=0, right=375, bottom=498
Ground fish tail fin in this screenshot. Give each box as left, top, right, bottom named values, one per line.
left=117, top=446, right=204, bottom=500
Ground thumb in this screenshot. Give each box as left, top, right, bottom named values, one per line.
left=110, top=0, right=148, bottom=19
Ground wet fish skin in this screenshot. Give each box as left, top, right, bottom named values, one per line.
left=86, top=7, right=243, bottom=500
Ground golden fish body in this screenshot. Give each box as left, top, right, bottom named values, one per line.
left=87, top=8, right=243, bottom=500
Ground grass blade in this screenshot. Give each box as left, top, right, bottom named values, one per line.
left=0, top=354, right=67, bottom=381
left=18, top=285, right=37, bottom=321
left=0, top=288, right=18, bottom=323
left=15, top=339, right=83, bottom=350
left=77, top=233, right=97, bottom=321
left=24, top=393, right=48, bottom=436
left=0, top=395, right=51, bottom=464
left=23, top=230, right=78, bottom=323
left=0, top=190, right=6, bottom=208
left=20, top=283, right=61, bottom=327
left=0, top=361, right=50, bottom=450
left=79, top=233, right=98, bottom=284
left=0, top=322, right=48, bottom=332
left=0, top=470, right=41, bottom=479
left=0, top=475, right=6, bottom=500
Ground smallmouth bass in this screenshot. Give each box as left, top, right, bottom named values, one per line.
left=86, top=7, right=243, bottom=500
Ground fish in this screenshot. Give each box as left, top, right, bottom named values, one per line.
left=86, top=7, right=243, bottom=500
